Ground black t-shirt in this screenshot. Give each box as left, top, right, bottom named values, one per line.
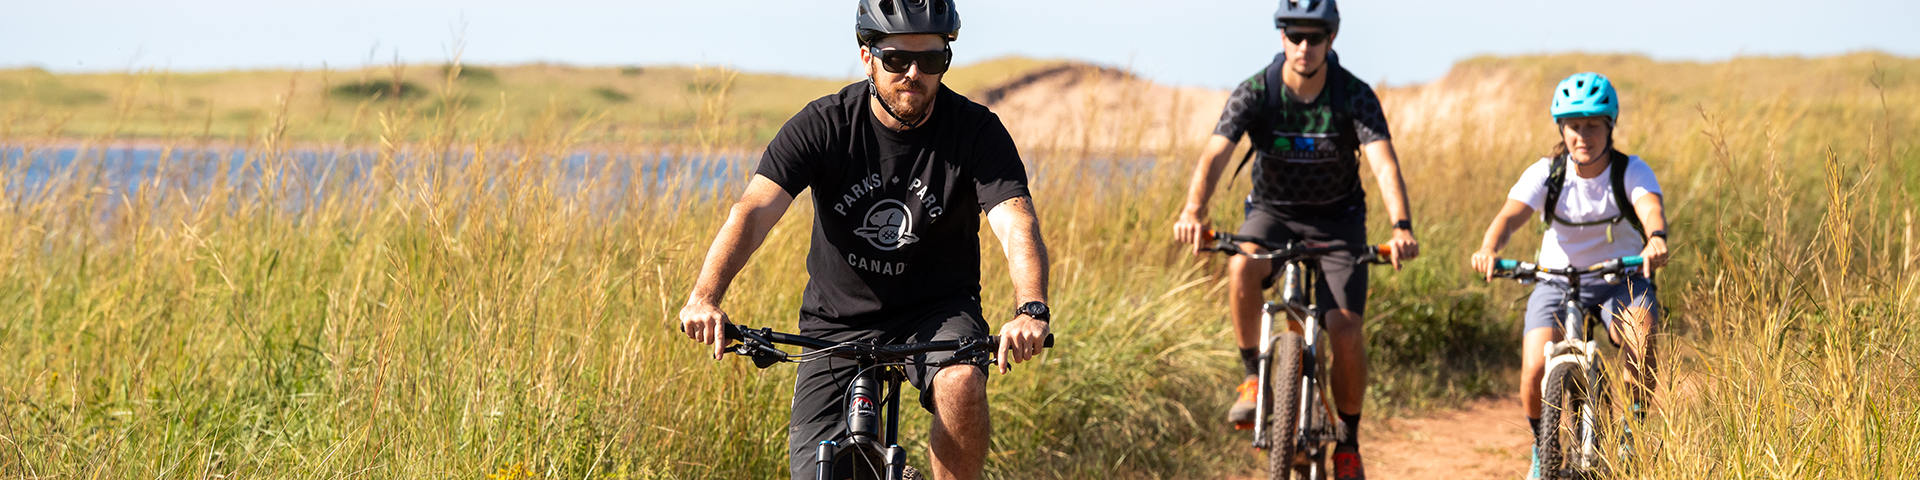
left=755, top=81, right=1030, bottom=330
left=1213, top=53, right=1391, bottom=217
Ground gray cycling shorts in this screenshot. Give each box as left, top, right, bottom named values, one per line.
left=1237, top=201, right=1369, bottom=316
left=786, top=298, right=990, bottom=479
left=1524, top=275, right=1660, bottom=334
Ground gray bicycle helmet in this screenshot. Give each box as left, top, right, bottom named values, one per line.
left=1274, top=0, right=1340, bottom=33
left=856, top=0, right=961, bottom=46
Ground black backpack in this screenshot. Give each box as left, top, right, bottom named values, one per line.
left=1540, top=149, right=1645, bottom=243
left=1230, top=51, right=1357, bottom=180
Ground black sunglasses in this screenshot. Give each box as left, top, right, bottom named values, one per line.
left=1283, top=29, right=1329, bottom=46
left=868, top=46, right=953, bottom=75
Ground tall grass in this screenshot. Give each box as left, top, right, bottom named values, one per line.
left=1, top=52, right=1915, bottom=479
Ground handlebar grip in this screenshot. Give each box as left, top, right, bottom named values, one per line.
left=1044, top=334, right=1055, bottom=348
left=1495, top=259, right=1519, bottom=271
left=1621, top=256, right=1646, bottom=267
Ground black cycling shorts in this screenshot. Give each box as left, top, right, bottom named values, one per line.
left=786, top=298, right=990, bottom=479
left=1237, top=200, right=1369, bottom=316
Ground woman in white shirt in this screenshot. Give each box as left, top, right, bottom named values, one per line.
left=1469, top=72, right=1671, bottom=479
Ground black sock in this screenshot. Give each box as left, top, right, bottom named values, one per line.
left=1529, top=416, right=1541, bottom=437
left=1338, top=412, right=1362, bottom=446
left=1239, top=348, right=1260, bottom=378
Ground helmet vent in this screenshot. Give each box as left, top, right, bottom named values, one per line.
left=933, top=0, right=946, bottom=14
left=879, top=0, right=895, bottom=16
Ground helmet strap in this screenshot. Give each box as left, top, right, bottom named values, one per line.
left=868, top=78, right=930, bottom=130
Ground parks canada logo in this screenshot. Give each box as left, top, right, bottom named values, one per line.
left=854, top=199, right=919, bottom=251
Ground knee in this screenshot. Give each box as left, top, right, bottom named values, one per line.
left=1324, top=310, right=1363, bottom=340
left=1229, top=257, right=1269, bottom=282
left=1619, top=308, right=1657, bottom=344
left=934, top=367, right=987, bottom=404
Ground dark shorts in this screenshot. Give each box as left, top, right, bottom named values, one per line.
left=786, top=298, right=990, bottom=479
left=1238, top=200, right=1369, bottom=316
left=1524, top=275, right=1661, bottom=334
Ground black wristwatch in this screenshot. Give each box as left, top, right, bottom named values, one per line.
left=1392, top=219, right=1414, bottom=232
left=1014, top=301, right=1051, bottom=322
left=1647, top=230, right=1669, bottom=241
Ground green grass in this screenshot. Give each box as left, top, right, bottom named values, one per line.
left=1, top=52, right=1917, bottom=478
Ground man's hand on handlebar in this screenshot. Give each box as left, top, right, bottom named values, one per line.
left=996, top=316, right=1050, bottom=374
left=1173, top=207, right=1212, bottom=255
left=678, top=300, right=732, bottom=360
left=1385, top=228, right=1419, bottom=270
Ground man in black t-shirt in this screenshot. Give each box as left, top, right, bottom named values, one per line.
left=678, top=1, right=1051, bottom=479
left=1171, top=1, right=1417, bottom=478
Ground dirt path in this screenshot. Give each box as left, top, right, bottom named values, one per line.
left=1228, top=396, right=1532, bottom=480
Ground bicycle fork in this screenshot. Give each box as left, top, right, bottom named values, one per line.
left=815, top=370, right=912, bottom=480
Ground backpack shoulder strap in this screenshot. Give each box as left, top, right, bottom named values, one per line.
left=1230, top=54, right=1288, bottom=180
left=1541, top=155, right=1568, bottom=226
left=1325, top=52, right=1357, bottom=152
left=1609, top=149, right=1646, bottom=237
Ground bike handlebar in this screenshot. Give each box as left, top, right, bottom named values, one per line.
left=719, top=324, right=1054, bottom=365
left=1490, top=256, right=1645, bottom=281
left=1205, top=230, right=1393, bottom=264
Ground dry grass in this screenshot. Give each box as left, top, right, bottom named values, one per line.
left=0, top=51, right=1915, bottom=479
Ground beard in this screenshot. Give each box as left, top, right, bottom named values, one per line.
left=875, top=76, right=936, bottom=123
left=1289, top=55, right=1324, bottom=79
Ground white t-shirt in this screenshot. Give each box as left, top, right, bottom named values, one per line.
left=1507, top=155, right=1662, bottom=270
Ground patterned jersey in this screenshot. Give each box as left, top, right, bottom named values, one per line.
left=1214, top=53, right=1391, bottom=214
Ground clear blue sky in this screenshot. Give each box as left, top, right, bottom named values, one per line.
left=4, top=0, right=1916, bottom=89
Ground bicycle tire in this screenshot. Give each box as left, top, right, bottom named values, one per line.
left=1537, top=361, right=1583, bottom=480
left=1267, top=331, right=1306, bottom=480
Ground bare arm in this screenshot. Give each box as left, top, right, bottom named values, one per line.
left=985, top=195, right=1050, bottom=373
left=1633, top=193, right=1670, bottom=275
left=1173, top=134, right=1240, bottom=252
left=679, top=175, right=795, bottom=359
left=1470, top=199, right=1536, bottom=281
left=1362, top=140, right=1419, bottom=268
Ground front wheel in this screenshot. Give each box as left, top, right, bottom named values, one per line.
left=1537, top=361, right=1584, bottom=480
left=1267, top=331, right=1306, bottom=480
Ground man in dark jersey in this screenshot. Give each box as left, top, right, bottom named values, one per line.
left=677, top=1, right=1050, bottom=479
left=1171, top=1, right=1416, bottom=478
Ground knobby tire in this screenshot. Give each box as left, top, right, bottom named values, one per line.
left=1266, top=331, right=1306, bottom=480
left=1537, top=362, right=1583, bottom=480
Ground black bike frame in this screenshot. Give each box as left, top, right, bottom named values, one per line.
left=723, top=324, right=1050, bottom=480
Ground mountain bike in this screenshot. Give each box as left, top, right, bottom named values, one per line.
left=1490, top=256, right=1645, bottom=480
left=719, top=323, right=1052, bottom=480
left=1205, top=231, right=1393, bottom=480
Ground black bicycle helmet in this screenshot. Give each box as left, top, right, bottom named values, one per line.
left=1274, top=0, right=1340, bottom=33
left=856, top=0, right=961, bottom=46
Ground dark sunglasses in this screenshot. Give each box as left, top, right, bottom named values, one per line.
left=868, top=46, right=953, bottom=75
left=1283, top=29, right=1329, bottom=46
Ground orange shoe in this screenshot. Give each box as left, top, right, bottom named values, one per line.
left=1228, top=375, right=1260, bottom=428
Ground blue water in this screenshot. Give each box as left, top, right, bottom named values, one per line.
left=1, top=145, right=756, bottom=215
left=1, top=145, right=1161, bottom=219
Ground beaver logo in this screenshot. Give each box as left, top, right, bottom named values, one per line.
left=854, top=199, right=919, bottom=251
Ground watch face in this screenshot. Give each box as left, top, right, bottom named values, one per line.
left=1021, top=302, right=1048, bottom=318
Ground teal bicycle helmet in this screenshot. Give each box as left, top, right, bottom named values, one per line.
left=1550, top=72, right=1618, bottom=121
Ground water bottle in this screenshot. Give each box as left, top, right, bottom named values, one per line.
left=1280, top=263, right=1304, bottom=305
